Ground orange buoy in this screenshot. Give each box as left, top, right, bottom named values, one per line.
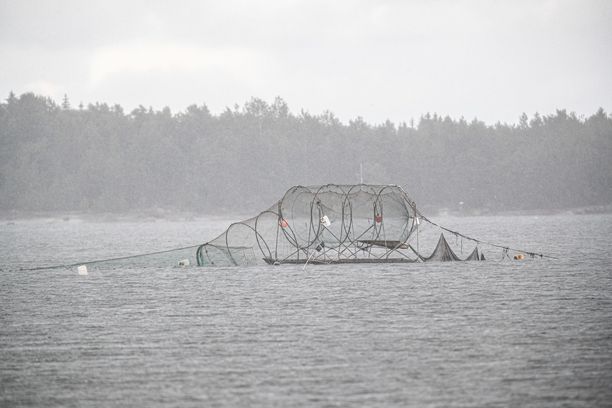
left=279, top=218, right=289, bottom=228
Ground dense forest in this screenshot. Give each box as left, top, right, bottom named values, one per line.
left=1, top=92, right=611, bottom=215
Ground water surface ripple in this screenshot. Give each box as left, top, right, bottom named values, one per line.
left=1, top=215, right=611, bottom=407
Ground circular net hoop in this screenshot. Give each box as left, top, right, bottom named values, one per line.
left=197, top=184, right=419, bottom=266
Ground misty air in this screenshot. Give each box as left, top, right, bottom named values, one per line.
left=1, top=1, right=611, bottom=407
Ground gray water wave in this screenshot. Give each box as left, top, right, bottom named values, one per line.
left=1, top=214, right=611, bottom=407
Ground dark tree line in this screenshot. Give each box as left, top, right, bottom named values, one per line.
left=1, top=92, right=610, bottom=214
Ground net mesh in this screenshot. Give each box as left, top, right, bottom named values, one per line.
left=19, top=184, right=536, bottom=273
left=196, top=184, right=482, bottom=266
left=15, top=185, right=551, bottom=274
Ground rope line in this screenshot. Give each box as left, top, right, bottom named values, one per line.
left=416, top=211, right=559, bottom=260
left=16, top=244, right=200, bottom=272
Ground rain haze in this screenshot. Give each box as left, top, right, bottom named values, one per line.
left=2, top=2, right=612, bottom=407
left=1, top=0, right=611, bottom=124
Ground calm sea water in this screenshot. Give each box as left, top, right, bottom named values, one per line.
left=1, top=214, right=611, bottom=407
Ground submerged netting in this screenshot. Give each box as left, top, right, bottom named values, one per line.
left=196, top=184, right=484, bottom=266
left=17, top=184, right=552, bottom=273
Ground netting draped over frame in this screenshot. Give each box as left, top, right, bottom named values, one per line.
left=18, top=184, right=544, bottom=273
left=196, top=184, right=420, bottom=266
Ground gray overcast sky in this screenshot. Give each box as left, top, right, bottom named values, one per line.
left=1, top=0, right=610, bottom=124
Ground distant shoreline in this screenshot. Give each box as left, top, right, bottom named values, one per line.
left=2, top=204, right=611, bottom=222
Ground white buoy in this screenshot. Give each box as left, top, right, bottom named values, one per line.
left=320, top=215, right=331, bottom=227
left=77, top=265, right=88, bottom=275
left=178, top=259, right=190, bottom=267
